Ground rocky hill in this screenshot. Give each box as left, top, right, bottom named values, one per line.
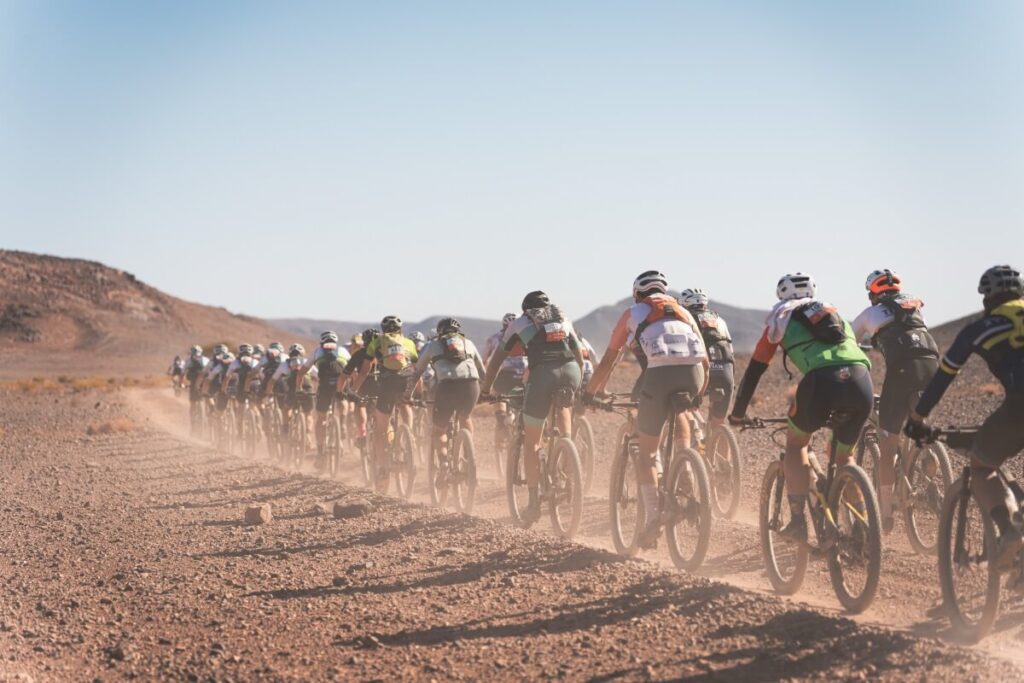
left=0, top=250, right=302, bottom=377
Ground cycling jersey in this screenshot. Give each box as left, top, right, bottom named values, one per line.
left=365, top=335, right=419, bottom=374
left=916, top=299, right=1024, bottom=417
left=502, top=309, right=580, bottom=367
left=853, top=294, right=939, bottom=365
left=224, top=356, right=260, bottom=390
left=603, top=294, right=706, bottom=369
left=754, top=299, right=869, bottom=376
left=686, top=305, right=735, bottom=364
left=184, top=356, right=209, bottom=383
left=414, top=336, right=486, bottom=382
left=484, top=330, right=528, bottom=374
left=305, top=345, right=351, bottom=387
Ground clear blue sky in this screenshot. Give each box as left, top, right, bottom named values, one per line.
left=1, top=1, right=1021, bottom=325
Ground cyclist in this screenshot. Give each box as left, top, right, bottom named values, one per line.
left=484, top=313, right=528, bottom=437
left=221, top=344, right=259, bottom=432
left=346, top=333, right=364, bottom=358
left=252, top=341, right=287, bottom=441
left=410, top=331, right=428, bottom=353
left=906, top=265, right=1024, bottom=570
left=354, top=316, right=419, bottom=477
left=680, top=288, right=735, bottom=433
left=196, top=344, right=229, bottom=396
left=578, top=334, right=601, bottom=391
left=481, top=291, right=585, bottom=526
left=267, top=343, right=316, bottom=443
left=729, top=273, right=873, bottom=543
left=253, top=344, right=265, bottom=363
left=586, top=271, right=709, bottom=545
left=168, top=355, right=186, bottom=389
left=183, top=345, right=209, bottom=405
left=206, top=350, right=236, bottom=415
left=406, top=317, right=486, bottom=462
left=298, top=331, right=351, bottom=468
left=343, top=328, right=379, bottom=447
left=852, top=269, right=940, bottom=532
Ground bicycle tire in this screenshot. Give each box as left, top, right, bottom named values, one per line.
left=505, top=434, right=528, bottom=527
left=548, top=437, right=584, bottom=539
left=759, top=459, right=808, bottom=595
left=827, top=464, right=882, bottom=613
left=707, top=425, right=742, bottom=520
left=453, top=428, right=477, bottom=514
left=665, top=446, right=712, bottom=571
left=904, top=441, right=953, bottom=556
left=573, top=415, right=596, bottom=496
left=393, top=423, right=416, bottom=500
left=608, top=434, right=641, bottom=557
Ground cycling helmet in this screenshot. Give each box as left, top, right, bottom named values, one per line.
left=410, top=331, right=427, bottom=343
left=632, top=270, right=668, bottom=300
left=865, top=269, right=902, bottom=296
left=213, top=344, right=228, bottom=356
left=381, top=315, right=402, bottom=333
left=502, top=312, right=517, bottom=329
left=979, top=265, right=1023, bottom=297
left=238, top=343, right=254, bottom=357
left=288, top=343, right=305, bottom=357
left=268, top=341, right=284, bottom=352
left=350, top=333, right=363, bottom=347
left=220, top=352, right=235, bottom=363
left=190, top=345, right=203, bottom=357
left=776, top=273, right=817, bottom=301
left=522, top=290, right=550, bottom=310
left=320, top=330, right=339, bottom=345
left=436, top=317, right=461, bottom=335
left=679, top=288, right=709, bottom=308
left=362, top=328, right=380, bottom=346
left=253, top=343, right=265, bottom=356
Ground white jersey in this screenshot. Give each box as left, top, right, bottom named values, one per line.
left=852, top=303, right=930, bottom=346
left=302, top=345, right=352, bottom=372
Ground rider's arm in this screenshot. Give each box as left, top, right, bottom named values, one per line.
left=470, top=341, right=487, bottom=379
left=730, top=329, right=778, bottom=419
left=914, top=319, right=987, bottom=418
left=481, top=348, right=507, bottom=394
left=587, top=309, right=630, bottom=395
left=407, top=342, right=432, bottom=387
left=353, top=357, right=374, bottom=392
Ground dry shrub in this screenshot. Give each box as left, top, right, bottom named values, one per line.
left=86, top=418, right=135, bottom=435
left=979, top=383, right=1003, bottom=398
left=72, top=377, right=112, bottom=391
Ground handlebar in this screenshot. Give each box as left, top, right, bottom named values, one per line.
left=736, top=416, right=790, bottom=431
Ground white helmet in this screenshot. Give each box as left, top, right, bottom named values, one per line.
left=865, top=269, right=902, bottom=296
left=320, top=330, right=339, bottom=345
left=776, top=273, right=817, bottom=301
left=502, top=312, right=517, bottom=329
left=288, top=343, right=305, bottom=356
left=632, top=270, right=668, bottom=299
left=679, top=288, right=709, bottom=308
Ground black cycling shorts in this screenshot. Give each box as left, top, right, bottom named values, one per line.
left=494, top=367, right=525, bottom=396
left=376, top=373, right=411, bottom=416
left=287, top=391, right=314, bottom=414
left=214, top=392, right=229, bottom=411
left=788, top=364, right=873, bottom=448
left=878, top=357, right=938, bottom=435
left=433, top=379, right=481, bottom=428
left=706, top=362, right=735, bottom=420
left=315, top=387, right=337, bottom=413
left=973, top=395, right=1024, bottom=468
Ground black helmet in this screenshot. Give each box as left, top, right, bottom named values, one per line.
left=381, top=315, right=402, bottom=333
left=979, top=265, right=1023, bottom=298
left=436, top=317, right=461, bottom=335
left=521, top=290, right=550, bottom=311
left=362, top=327, right=380, bottom=346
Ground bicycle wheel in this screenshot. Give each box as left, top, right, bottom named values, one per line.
left=327, top=414, right=342, bottom=477
left=938, top=475, right=1001, bottom=642
left=393, top=423, right=417, bottom=500
left=572, top=415, right=596, bottom=495
left=827, top=464, right=883, bottom=613
left=707, top=425, right=742, bottom=520
left=493, top=414, right=509, bottom=479
left=548, top=437, right=584, bottom=539
left=453, top=429, right=477, bottom=514
left=855, top=436, right=882, bottom=490
left=290, top=411, right=306, bottom=469
left=665, top=447, right=712, bottom=571
left=505, top=433, right=528, bottom=527
left=904, top=441, right=953, bottom=555
left=608, top=436, right=642, bottom=557
left=759, top=459, right=808, bottom=595
left=243, top=410, right=258, bottom=458
left=359, top=436, right=374, bottom=487
left=427, top=440, right=446, bottom=507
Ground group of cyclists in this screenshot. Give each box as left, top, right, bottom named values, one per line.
left=168, top=263, right=1024, bottom=635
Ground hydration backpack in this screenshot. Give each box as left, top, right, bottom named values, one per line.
left=524, top=305, right=575, bottom=366
left=633, top=295, right=703, bottom=363
left=792, top=301, right=848, bottom=345
left=439, top=333, right=469, bottom=362
left=378, top=333, right=411, bottom=372
left=873, top=294, right=940, bottom=362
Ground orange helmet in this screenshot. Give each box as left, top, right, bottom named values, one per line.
left=866, top=269, right=901, bottom=296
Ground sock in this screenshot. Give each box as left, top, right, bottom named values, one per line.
left=788, top=494, right=807, bottom=521
left=640, top=483, right=659, bottom=525
left=879, top=484, right=894, bottom=518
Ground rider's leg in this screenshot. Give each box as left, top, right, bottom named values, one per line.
left=970, top=397, right=1024, bottom=569
left=314, top=410, right=327, bottom=454
left=877, top=431, right=899, bottom=521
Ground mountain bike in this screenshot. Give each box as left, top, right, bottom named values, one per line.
left=856, top=394, right=953, bottom=555
left=572, top=400, right=596, bottom=495
left=258, top=393, right=284, bottom=461
left=345, top=391, right=377, bottom=487
left=493, top=397, right=521, bottom=479
left=236, top=392, right=260, bottom=458
left=322, top=396, right=345, bottom=477
left=488, top=388, right=584, bottom=539
left=593, top=392, right=712, bottom=570
left=364, top=396, right=417, bottom=499
left=285, top=390, right=313, bottom=469
left=687, top=388, right=743, bottom=519
left=922, top=426, right=1024, bottom=642
left=414, top=399, right=477, bottom=513
left=188, top=388, right=205, bottom=438
left=743, top=414, right=882, bottom=613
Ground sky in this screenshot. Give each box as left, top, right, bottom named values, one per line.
left=1, top=1, right=1021, bottom=326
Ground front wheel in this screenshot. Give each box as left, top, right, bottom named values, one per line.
left=937, top=475, right=1001, bottom=642
left=326, top=414, right=343, bottom=477
left=452, top=429, right=477, bottom=514
left=505, top=433, right=529, bottom=527
left=608, top=435, right=642, bottom=557
left=827, top=464, right=883, bottom=613
left=904, top=441, right=954, bottom=555
left=572, top=415, right=596, bottom=495
left=427, top=440, right=447, bottom=507
left=706, top=425, right=742, bottom=519
left=759, top=459, right=808, bottom=595
left=665, top=447, right=712, bottom=571
left=392, top=423, right=417, bottom=500
left=548, top=437, right=584, bottom=539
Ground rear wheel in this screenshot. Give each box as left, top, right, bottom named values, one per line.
left=393, top=423, right=417, bottom=500
left=608, top=436, right=642, bottom=557
left=505, top=434, right=528, bottom=527
left=453, top=429, right=477, bottom=514
left=493, top=412, right=510, bottom=478
left=938, top=476, right=1001, bottom=642
left=759, top=459, right=808, bottom=595
left=665, top=447, right=712, bottom=571
left=827, top=464, right=883, bottom=613
left=427, top=440, right=447, bottom=507
left=326, top=414, right=343, bottom=477
left=904, top=441, right=954, bottom=555
left=289, top=411, right=306, bottom=469
left=706, top=425, right=742, bottom=519
left=573, top=415, right=596, bottom=495
left=548, top=437, right=583, bottom=539
left=243, top=409, right=258, bottom=458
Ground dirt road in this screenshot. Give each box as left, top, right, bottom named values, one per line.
left=0, top=386, right=1019, bottom=681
